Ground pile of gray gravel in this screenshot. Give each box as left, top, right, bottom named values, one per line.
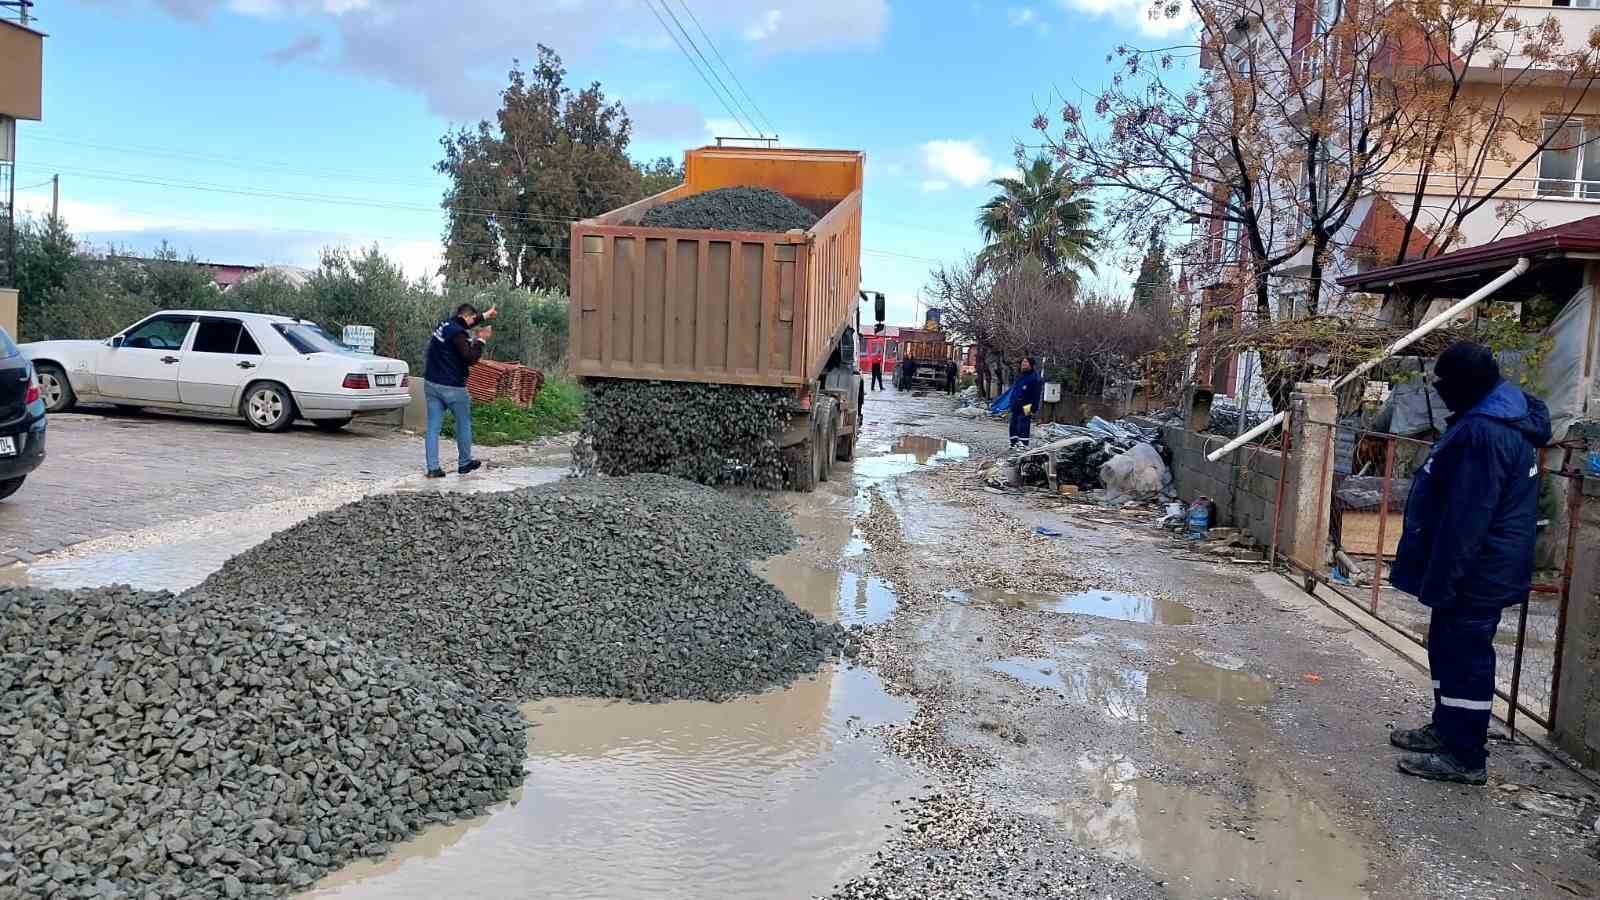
left=198, top=475, right=854, bottom=703
left=640, top=186, right=819, bottom=232
left=0, top=585, right=526, bottom=899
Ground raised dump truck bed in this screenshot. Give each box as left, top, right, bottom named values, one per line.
left=569, top=146, right=867, bottom=490
left=569, top=147, right=862, bottom=389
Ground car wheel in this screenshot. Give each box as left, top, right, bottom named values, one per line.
left=35, top=364, right=75, bottom=414
left=0, top=476, right=25, bottom=501
left=242, top=382, right=296, bottom=433
left=313, top=417, right=352, bottom=433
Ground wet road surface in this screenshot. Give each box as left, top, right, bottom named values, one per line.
left=14, top=383, right=1600, bottom=899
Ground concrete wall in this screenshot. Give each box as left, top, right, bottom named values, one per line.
left=1553, top=475, right=1600, bottom=767
left=1158, top=424, right=1284, bottom=549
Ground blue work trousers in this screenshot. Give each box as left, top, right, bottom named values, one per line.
left=424, top=380, right=473, bottom=471
left=1427, top=605, right=1504, bottom=768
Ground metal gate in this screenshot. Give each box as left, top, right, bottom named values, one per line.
left=1269, top=414, right=1586, bottom=740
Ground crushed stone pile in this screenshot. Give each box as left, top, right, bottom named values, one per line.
left=198, top=475, right=855, bottom=703
left=640, top=186, right=819, bottom=232
left=0, top=586, right=526, bottom=899
left=575, top=379, right=795, bottom=488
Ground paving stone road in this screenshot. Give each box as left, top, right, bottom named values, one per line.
left=0, top=411, right=425, bottom=565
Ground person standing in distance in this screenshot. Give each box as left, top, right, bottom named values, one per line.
left=1388, top=341, right=1550, bottom=785
left=1009, top=356, right=1043, bottom=450
left=870, top=354, right=884, bottom=392
left=422, top=302, right=497, bottom=478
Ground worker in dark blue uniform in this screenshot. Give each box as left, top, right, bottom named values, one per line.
left=1388, top=341, right=1550, bottom=785
left=1009, top=356, right=1043, bottom=450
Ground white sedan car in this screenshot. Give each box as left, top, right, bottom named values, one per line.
left=22, top=310, right=412, bottom=432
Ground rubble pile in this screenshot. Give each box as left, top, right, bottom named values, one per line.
left=640, top=186, right=819, bottom=232
left=199, top=475, right=855, bottom=703
left=576, top=379, right=795, bottom=489
left=998, top=418, right=1173, bottom=501
left=0, top=586, right=526, bottom=899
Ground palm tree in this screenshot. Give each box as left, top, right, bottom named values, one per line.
left=976, top=155, right=1098, bottom=284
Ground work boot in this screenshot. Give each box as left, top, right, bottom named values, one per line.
left=1397, top=751, right=1487, bottom=786
left=458, top=459, right=483, bottom=475
left=1388, top=722, right=1444, bottom=753
left=425, top=468, right=446, bottom=479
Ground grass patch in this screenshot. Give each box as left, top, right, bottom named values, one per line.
left=442, top=376, right=584, bottom=446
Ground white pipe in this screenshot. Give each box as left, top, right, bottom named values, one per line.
left=1204, top=256, right=1530, bottom=462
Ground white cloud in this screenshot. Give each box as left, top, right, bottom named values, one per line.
left=16, top=195, right=173, bottom=233
left=110, top=0, right=889, bottom=119
left=921, top=139, right=1009, bottom=189
left=744, top=10, right=783, bottom=41
left=1055, top=0, right=1194, bottom=38
left=1006, top=5, right=1053, bottom=34
left=920, top=180, right=950, bottom=193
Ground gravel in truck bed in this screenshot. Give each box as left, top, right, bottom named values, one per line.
left=197, top=474, right=855, bottom=704
left=639, top=186, right=819, bottom=232
left=0, top=585, right=526, bottom=899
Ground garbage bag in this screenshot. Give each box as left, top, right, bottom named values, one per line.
left=1099, top=442, right=1171, bottom=504
left=955, top=405, right=985, bottom=418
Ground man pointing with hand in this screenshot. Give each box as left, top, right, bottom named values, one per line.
left=422, top=302, right=497, bottom=478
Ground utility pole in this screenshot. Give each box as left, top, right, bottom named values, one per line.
left=50, top=173, right=56, bottom=220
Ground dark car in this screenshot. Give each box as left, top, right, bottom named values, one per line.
left=0, top=326, right=46, bottom=499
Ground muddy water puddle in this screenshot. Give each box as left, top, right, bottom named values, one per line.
left=305, top=666, right=918, bottom=900
left=852, top=435, right=969, bottom=488
left=756, top=558, right=898, bottom=626
left=952, top=586, right=1196, bottom=625
left=989, top=653, right=1275, bottom=722
left=1056, top=751, right=1370, bottom=899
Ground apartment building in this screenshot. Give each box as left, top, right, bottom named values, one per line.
left=1183, top=0, right=1600, bottom=406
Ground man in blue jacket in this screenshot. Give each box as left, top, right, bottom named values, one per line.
left=1388, top=341, right=1550, bottom=785
left=423, top=302, right=495, bottom=478
left=1010, top=356, right=1043, bottom=449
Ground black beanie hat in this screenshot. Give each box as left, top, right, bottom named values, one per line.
left=1433, top=341, right=1501, bottom=414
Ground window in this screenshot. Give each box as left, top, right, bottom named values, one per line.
left=236, top=327, right=261, bottom=356
left=1553, top=1, right=1599, bottom=9
left=0, top=328, right=18, bottom=360
left=274, top=323, right=347, bottom=355
left=121, top=316, right=193, bottom=351
left=192, top=320, right=245, bottom=354
left=1536, top=118, right=1600, bottom=198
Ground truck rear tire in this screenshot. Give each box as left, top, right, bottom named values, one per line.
left=836, top=432, right=856, bottom=462
left=786, top=438, right=820, bottom=492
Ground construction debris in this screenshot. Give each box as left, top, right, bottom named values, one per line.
left=640, top=186, right=819, bottom=232
left=0, top=585, right=527, bottom=899
left=198, top=475, right=857, bottom=703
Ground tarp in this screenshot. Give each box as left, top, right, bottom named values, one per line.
left=990, top=382, right=1016, bottom=415
left=1535, top=286, right=1598, bottom=443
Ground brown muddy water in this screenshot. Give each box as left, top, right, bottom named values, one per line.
left=954, top=586, right=1196, bottom=625
left=307, top=665, right=917, bottom=900
left=1055, top=751, right=1371, bottom=899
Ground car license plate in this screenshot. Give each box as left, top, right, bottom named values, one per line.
left=0, top=437, right=15, bottom=456
left=375, top=374, right=397, bottom=387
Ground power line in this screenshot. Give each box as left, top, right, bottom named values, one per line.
left=642, top=0, right=756, bottom=138
left=676, top=0, right=779, bottom=139
left=659, top=0, right=765, bottom=138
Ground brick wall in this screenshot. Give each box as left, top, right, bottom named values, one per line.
left=1157, top=424, right=1284, bottom=549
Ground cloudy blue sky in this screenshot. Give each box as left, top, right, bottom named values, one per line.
left=14, top=0, right=1188, bottom=325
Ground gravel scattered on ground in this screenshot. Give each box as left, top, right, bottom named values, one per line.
left=0, top=585, right=526, bottom=899
left=826, top=790, right=1167, bottom=900
left=640, top=186, right=819, bottom=232
left=198, top=474, right=856, bottom=703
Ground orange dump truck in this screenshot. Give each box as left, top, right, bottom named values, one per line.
left=568, top=146, right=866, bottom=490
